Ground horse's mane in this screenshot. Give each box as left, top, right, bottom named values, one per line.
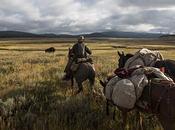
left=125, top=53, right=134, bottom=58
left=124, top=54, right=134, bottom=62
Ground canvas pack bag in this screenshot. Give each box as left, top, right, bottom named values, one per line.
left=111, top=79, right=136, bottom=109
left=105, top=76, right=121, bottom=100
left=129, top=74, right=148, bottom=99
left=125, top=48, right=164, bottom=69
left=105, top=76, right=147, bottom=109
left=131, top=67, right=173, bottom=81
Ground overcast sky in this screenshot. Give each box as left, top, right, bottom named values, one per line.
left=0, top=0, right=175, bottom=34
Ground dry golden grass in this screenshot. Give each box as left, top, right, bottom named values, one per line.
left=0, top=38, right=175, bottom=130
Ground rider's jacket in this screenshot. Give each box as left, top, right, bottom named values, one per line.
left=71, top=42, right=92, bottom=60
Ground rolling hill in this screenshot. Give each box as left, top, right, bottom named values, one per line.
left=160, top=34, right=175, bottom=39
left=0, top=30, right=162, bottom=38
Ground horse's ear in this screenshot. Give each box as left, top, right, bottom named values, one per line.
left=99, top=80, right=106, bottom=88
left=122, top=51, right=124, bottom=55
left=118, top=51, right=122, bottom=56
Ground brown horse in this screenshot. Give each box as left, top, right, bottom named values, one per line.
left=117, top=51, right=175, bottom=81
left=100, top=79, right=175, bottom=130
left=66, top=48, right=95, bottom=94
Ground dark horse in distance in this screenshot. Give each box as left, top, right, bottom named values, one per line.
left=45, top=47, right=55, bottom=53
left=66, top=48, right=95, bottom=94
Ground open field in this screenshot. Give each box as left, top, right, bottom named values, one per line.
left=0, top=38, right=175, bottom=130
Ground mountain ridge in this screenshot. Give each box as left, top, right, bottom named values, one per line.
left=0, top=30, right=163, bottom=38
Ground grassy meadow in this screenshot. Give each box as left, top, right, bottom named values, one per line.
left=0, top=38, right=175, bottom=130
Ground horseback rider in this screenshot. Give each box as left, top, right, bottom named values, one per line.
left=62, top=36, right=93, bottom=80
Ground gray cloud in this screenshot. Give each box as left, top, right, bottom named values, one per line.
left=0, top=0, right=175, bottom=34
left=118, top=0, right=175, bottom=8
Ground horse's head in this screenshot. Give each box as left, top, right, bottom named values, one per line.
left=117, top=51, right=133, bottom=68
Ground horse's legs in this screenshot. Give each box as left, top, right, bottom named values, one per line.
left=136, top=111, right=143, bottom=130
left=106, top=100, right=116, bottom=120
left=88, top=74, right=95, bottom=97
left=76, top=82, right=83, bottom=94
left=106, top=100, right=110, bottom=116
left=71, top=76, right=74, bottom=87
left=71, top=77, right=74, bottom=94
left=113, top=108, right=116, bottom=120
left=89, top=73, right=95, bottom=89
left=121, top=110, right=127, bottom=130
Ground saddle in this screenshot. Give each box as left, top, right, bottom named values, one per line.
left=77, top=57, right=93, bottom=64
left=71, top=57, right=93, bottom=72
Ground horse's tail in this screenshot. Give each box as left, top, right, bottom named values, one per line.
left=89, top=74, right=95, bottom=86
left=89, top=64, right=95, bottom=86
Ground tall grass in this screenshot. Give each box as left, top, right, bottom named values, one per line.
left=1, top=39, right=174, bottom=130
